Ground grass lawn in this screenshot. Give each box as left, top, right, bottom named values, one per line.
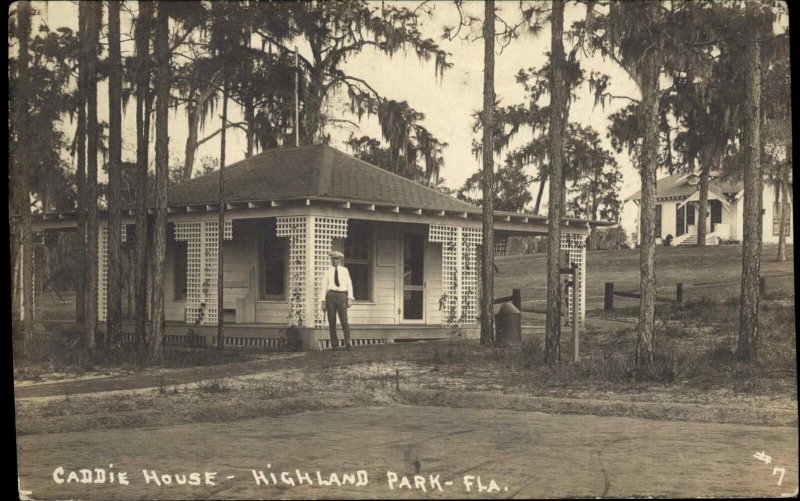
left=15, top=243, right=796, bottom=436
left=495, top=243, right=794, bottom=316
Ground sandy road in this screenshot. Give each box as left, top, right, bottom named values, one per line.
left=16, top=405, right=798, bottom=499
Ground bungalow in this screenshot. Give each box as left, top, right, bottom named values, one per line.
left=625, top=172, right=793, bottom=246
left=32, top=144, right=612, bottom=350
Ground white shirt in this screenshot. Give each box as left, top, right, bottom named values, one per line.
left=320, top=265, right=354, bottom=300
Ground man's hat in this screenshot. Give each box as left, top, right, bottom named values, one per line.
left=329, top=251, right=344, bottom=259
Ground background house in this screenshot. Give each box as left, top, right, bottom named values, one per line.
left=624, top=173, right=793, bottom=246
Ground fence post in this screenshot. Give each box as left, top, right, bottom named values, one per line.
left=676, top=283, right=683, bottom=305
left=759, top=277, right=765, bottom=296
left=604, top=282, right=614, bottom=311
left=512, top=288, right=521, bottom=311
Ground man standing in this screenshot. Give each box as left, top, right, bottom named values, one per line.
left=320, top=250, right=353, bottom=350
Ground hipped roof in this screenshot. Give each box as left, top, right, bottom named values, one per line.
left=164, top=144, right=478, bottom=213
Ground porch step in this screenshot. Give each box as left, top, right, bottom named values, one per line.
left=678, top=235, right=697, bottom=246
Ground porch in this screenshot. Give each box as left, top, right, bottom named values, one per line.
left=36, top=319, right=545, bottom=351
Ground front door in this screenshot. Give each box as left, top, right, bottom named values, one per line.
left=402, top=233, right=425, bottom=321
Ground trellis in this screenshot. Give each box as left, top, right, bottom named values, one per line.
left=97, top=224, right=128, bottom=322
left=561, top=232, right=587, bottom=328
left=429, top=225, right=482, bottom=326
left=276, top=216, right=309, bottom=327
left=174, top=220, right=232, bottom=325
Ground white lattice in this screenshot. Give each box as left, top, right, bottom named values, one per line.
left=561, top=233, right=587, bottom=328
left=277, top=216, right=308, bottom=327
left=97, top=224, right=128, bottom=322
left=429, top=225, right=482, bottom=326
left=98, top=226, right=108, bottom=322
left=311, top=217, right=348, bottom=328
left=174, top=220, right=232, bottom=325
left=461, top=227, right=482, bottom=325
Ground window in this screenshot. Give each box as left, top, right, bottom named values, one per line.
left=654, top=204, right=662, bottom=238
left=259, top=220, right=287, bottom=299
left=710, top=200, right=722, bottom=231
left=344, top=221, right=373, bottom=301
left=686, top=203, right=696, bottom=226
left=173, top=241, right=188, bottom=301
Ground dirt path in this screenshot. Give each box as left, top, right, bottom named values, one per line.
left=17, top=405, right=798, bottom=499
left=13, top=354, right=314, bottom=399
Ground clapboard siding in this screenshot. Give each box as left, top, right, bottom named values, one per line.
left=340, top=221, right=397, bottom=325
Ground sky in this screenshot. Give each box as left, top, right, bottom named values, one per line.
left=30, top=1, right=644, bottom=228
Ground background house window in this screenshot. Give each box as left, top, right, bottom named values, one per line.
left=259, top=221, right=287, bottom=299
left=710, top=200, right=722, bottom=231
left=344, top=221, right=373, bottom=301
left=676, top=205, right=686, bottom=236
left=173, top=241, right=188, bottom=301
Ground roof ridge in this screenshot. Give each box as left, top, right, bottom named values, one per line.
left=324, top=144, right=477, bottom=211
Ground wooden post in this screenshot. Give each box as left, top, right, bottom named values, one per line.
left=512, top=288, right=521, bottom=311
left=604, top=282, right=614, bottom=311
left=676, top=283, right=683, bottom=304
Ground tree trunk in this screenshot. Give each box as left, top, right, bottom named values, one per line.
left=634, top=36, right=661, bottom=371
left=533, top=169, right=547, bottom=215
left=181, top=70, right=223, bottom=181
left=545, top=0, right=566, bottom=365
left=107, top=0, right=123, bottom=347
left=11, top=1, right=34, bottom=352
left=150, top=4, right=170, bottom=363
left=736, top=35, right=762, bottom=363
left=85, top=1, right=102, bottom=350
left=479, top=0, right=495, bottom=346
left=218, top=78, right=228, bottom=350
left=245, top=93, right=255, bottom=158
left=696, top=159, right=711, bottom=247
left=75, top=1, right=87, bottom=324
left=134, top=0, right=152, bottom=348
left=182, top=101, right=200, bottom=181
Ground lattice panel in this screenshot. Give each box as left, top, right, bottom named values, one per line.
left=174, top=220, right=232, bottom=325
left=430, top=225, right=458, bottom=326
left=97, top=224, right=126, bottom=322
left=461, top=228, right=483, bottom=325
left=277, top=216, right=308, bottom=327
left=429, top=225, right=481, bottom=326
left=97, top=226, right=109, bottom=322
left=312, top=217, right=348, bottom=328
left=561, top=233, right=587, bottom=328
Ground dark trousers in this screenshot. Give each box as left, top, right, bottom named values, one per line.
left=325, top=291, right=351, bottom=347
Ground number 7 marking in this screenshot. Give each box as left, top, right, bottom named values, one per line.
left=773, top=467, right=786, bottom=486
